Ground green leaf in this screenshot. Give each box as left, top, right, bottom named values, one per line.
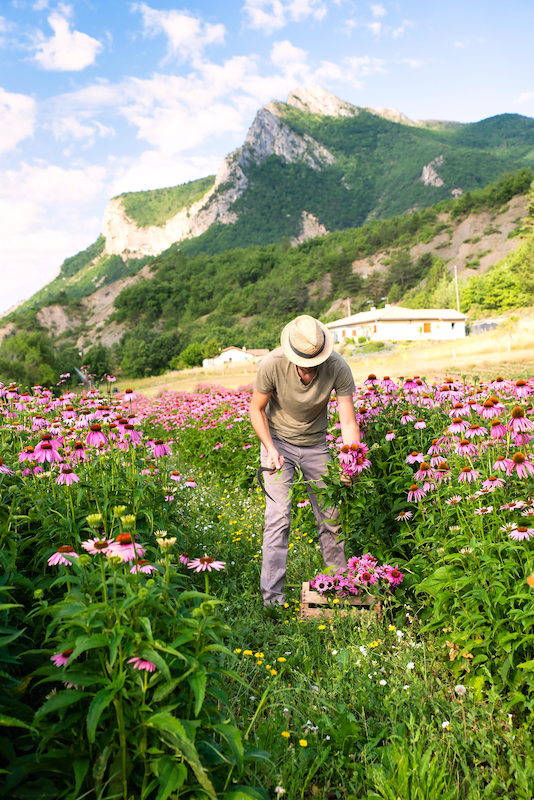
left=109, top=629, right=123, bottom=668
left=86, top=684, right=119, bottom=743
left=34, top=689, right=86, bottom=720
left=155, top=756, right=187, bottom=800
left=145, top=711, right=216, bottom=798
left=0, top=715, right=37, bottom=733
left=70, top=758, right=90, bottom=800
left=190, top=671, right=207, bottom=717
left=153, top=669, right=194, bottom=703
left=69, top=633, right=109, bottom=662
left=139, top=648, right=171, bottom=681
left=417, top=566, right=459, bottom=597
left=214, top=723, right=244, bottom=772
left=223, top=788, right=269, bottom=800
left=139, top=616, right=154, bottom=642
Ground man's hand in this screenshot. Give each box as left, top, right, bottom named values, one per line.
left=266, top=449, right=285, bottom=473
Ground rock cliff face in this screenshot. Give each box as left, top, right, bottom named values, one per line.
left=102, top=90, right=339, bottom=259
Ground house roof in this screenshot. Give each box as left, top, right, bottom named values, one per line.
left=220, top=346, right=247, bottom=353
left=247, top=349, right=269, bottom=356
left=325, top=306, right=467, bottom=328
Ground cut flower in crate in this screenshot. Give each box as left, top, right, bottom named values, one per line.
left=309, top=554, right=404, bottom=597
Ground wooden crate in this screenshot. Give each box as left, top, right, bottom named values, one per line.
left=299, top=582, right=382, bottom=621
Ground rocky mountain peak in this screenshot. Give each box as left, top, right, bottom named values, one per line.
left=287, top=85, right=358, bottom=118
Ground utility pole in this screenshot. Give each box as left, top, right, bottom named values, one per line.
left=454, top=265, right=460, bottom=312
left=347, top=297, right=351, bottom=317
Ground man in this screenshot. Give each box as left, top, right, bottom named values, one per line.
left=249, top=314, right=360, bottom=609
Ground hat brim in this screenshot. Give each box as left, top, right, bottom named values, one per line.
left=280, top=318, right=335, bottom=368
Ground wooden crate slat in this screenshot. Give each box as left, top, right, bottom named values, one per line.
left=299, top=581, right=381, bottom=621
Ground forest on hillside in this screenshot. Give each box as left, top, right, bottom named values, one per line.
left=1, top=169, right=533, bottom=386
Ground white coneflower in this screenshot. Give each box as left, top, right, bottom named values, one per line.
left=157, top=536, right=177, bottom=548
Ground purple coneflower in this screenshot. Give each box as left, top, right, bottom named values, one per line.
left=509, top=526, right=534, bottom=541
left=82, top=538, right=112, bottom=555
left=36, top=443, right=62, bottom=464
left=449, top=403, right=470, bottom=419
left=458, top=466, right=480, bottom=484
left=152, top=439, right=171, bottom=457
left=501, top=522, right=518, bottom=534
left=414, top=419, right=427, bottom=430
left=435, top=462, right=451, bottom=482
left=0, top=457, right=14, bottom=475
left=400, top=413, right=416, bottom=425
left=509, top=407, right=534, bottom=434
left=297, top=499, right=310, bottom=508
left=454, top=439, right=478, bottom=458
left=413, top=462, right=434, bottom=482
left=490, top=420, right=507, bottom=439
left=407, top=484, right=426, bottom=502
left=396, top=511, right=413, bottom=521
left=123, top=389, right=138, bottom=402
left=406, top=451, right=424, bottom=464
left=513, top=380, right=532, bottom=400
left=130, top=560, right=157, bottom=574
left=493, top=456, right=509, bottom=472
left=185, top=479, right=197, bottom=488
left=108, top=533, right=146, bottom=562
left=384, top=565, right=404, bottom=587
left=56, top=467, right=80, bottom=486
left=448, top=417, right=469, bottom=434
left=474, top=506, right=493, bottom=515
left=507, top=452, right=534, bottom=479
left=170, top=471, right=181, bottom=482
left=445, top=495, right=462, bottom=505
left=385, top=430, right=396, bottom=441
left=51, top=648, right=74, bottom=667
left=127, top=657, right=156, bottom=672
left=48, top=545, right=79, bottom=566
left=179, top=552, right=190, bottom=564
left=187, top=555, right=226, bottom=572
left=482, top=476, right=506, bottom=491
left=86, top=424, right=108, bottom=448
left=465, top=423, right=487, bottom=439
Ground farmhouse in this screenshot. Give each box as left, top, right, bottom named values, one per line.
left=203, top=346, right=269, bottom=367
left=325, top=305, right=467, bottom=343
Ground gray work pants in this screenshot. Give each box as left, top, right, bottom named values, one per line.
left=260, top=435, right=347, bottom=606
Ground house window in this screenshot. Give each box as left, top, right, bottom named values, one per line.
left=424, top=322, right=431, bottom=333
left=451, top=322, right=455, bottom=330
left=342, top=329, right=346, bottom=338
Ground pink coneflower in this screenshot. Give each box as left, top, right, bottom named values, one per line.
left=448, top=417, right=469, bottom=434
left=384, top=565, right=404, bottom=587
left=413, top=462, right=434, bottom=482
left=51, top=648, right=74, bottom=667
left=490, top=420, right=507, bottom=439
left=297, top=499, right=310, bottom=508
left=493, top=456, right=510, bottom=472
left=509, top=526, right=534, bottom=541
left=121, top=424, right=141, bottom=445
left=0, top=457, right=14, bottom=475
left=482, top=476, right=506, bottom=491
left=86, top=424, right=108, bottom=447
left=501, top=522, right=518, bottom=534
left=152, top=439, right=171, bottom=457
left=56, top=467, right=80, bottom=486
left=474, top=506, right=493, bottom=515
left=123, top=389, right=137, bottom=402
left=165, top=495, right=174, bottom=502
left=108, top=533, right=146, bottom=562
left=407, top=484, right=426, bottom=502
left=170, top=471, right=181, bottom=482
left=385, top=431, right=396, bottom=441
left=48, top=545, right=79, bottom=566
left=36, top=443, right=62, bottom=464
left=127, top=657, right=156, bottom=672
left=458, top=466, right=480, bottom=483
left=70, top=441, right=87, bottom=462
left=130, top=560, right=157, bottom=574
left=509, top=407, right=534, bottom=434
left=513, top=380, right=532, bottom=400
left=507, top=452, right=534, bottom=479
left=242, top=443, right=252, bottom=450
left=435, top=462, right=451, bottom=482
left=187, top=555, right=226, bottom=572
left=427, top=439, right=443, bottom=456
left=414, top=419, right=427, bottom=430
left=381, top=377, right=398, bottom=392
left=465, top=423, right=487, bottom=439
left=19, top=446, right=36, bottom=462
left=396, top=511, right=413, bottom=521
left=445, top=495, right=462, bottom=505
left=185, top=480, right=197, bottom=488
left=406, top=451, right=424, bottom=464
left=454, top=439, right=478, bottom=458
left=179, top=552, right=190, bottom=564
left=479, top=399, right=500, bottom=420
left=400, top=413, right=416, bottom=425
left=513, top=433, right=534, bottom=447
left=82, top=539, right=113, bottom=555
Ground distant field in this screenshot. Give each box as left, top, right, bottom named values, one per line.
left=115, top=314, right=534, bottom=397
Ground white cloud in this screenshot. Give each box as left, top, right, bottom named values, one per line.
left=344, top=55, right=387, bottom=76
left=0, top=88, right=36, bottom=155
left=367, top=21, right=381, bottom=35
left=133, top=4, right=225, bottom=62
left=454, top=40, right=467, bottom=48
left=33, top=0, right=49, bottom=9
left=392, top=19, right=413, bottom=38
left=33, top=9, right=103, bottom=71
left=51, top=115, right=115, bottom=145
left=370, top=4, right=386, bottom=18
left=515, top=91, right=534, bottom=104
left=242, top=0, right=327, bottom=35
left=270, top=39, right=307, bottom=68
left=0, top=161, right=108, bottom=313
left=403, top=57, right=421, bottom=68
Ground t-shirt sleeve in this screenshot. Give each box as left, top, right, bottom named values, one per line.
left=334, top=360, right=355, bottom=396
left=254, top=357, right=276, bottom=394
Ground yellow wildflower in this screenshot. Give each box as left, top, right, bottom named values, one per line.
left=234, top=649, right=242, bottom=654
left=318, top=625, right=326, bottom=630
left=281, top=731, right=290, bottom=738
left=299, top=740, right=307, bottom=747
left=277, top=657, right=286, bottom=662
left=243, top=650, right=253, bottom=655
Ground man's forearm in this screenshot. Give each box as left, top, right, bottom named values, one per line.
left=250, top=406, right=276, bottom=453
left=341, top=420, right=360, bottom=445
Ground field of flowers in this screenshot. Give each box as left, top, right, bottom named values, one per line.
left=3, top=373, right=534, bottom=799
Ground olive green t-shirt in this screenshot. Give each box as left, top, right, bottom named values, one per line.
left=253, top=347, right=355, bottom=446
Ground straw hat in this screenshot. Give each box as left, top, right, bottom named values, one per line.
left=280, top=315, right=334, bottom=368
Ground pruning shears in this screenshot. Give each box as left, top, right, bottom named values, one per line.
left=256, top=465, right=277, bottom=503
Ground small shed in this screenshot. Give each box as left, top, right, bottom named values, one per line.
left=325, top=305, right=467, bottom=343
left=203, top=346, right=269, bottom=367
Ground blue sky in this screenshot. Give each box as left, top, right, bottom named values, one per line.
left=1, top=0, right=534, bottom=313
